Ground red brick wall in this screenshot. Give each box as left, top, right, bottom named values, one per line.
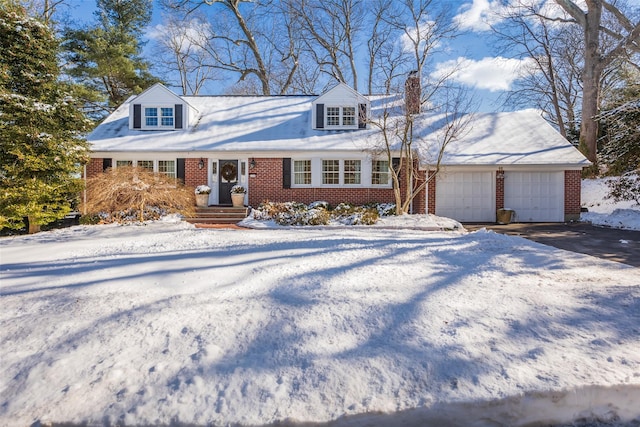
left=496, top=169, right=505, bottom=210
left=248, top=158, right=398, bottom=208
left=413, top=169, right=427, bottom=214
left=185, top=158, right=208, bottom=188
left=86, top=158, right=104, bottom=178
left=427, top=171, right=436, bottom=214
left=564, top=170, right=582, bottom=220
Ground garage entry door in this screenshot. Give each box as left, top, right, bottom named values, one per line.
left=436, top=171, right=495, bottom=222
left=504, top=171, right=564, bottom=222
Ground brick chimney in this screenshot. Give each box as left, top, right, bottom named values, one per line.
left=405, top=70, right=421, bottom=115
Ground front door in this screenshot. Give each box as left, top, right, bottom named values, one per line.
left=218, top=160, right=238, bottom=205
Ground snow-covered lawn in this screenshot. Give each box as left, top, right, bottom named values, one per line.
left=581, top=177, right=640, bottom=230
left=2, top=213, right=639, bottom=426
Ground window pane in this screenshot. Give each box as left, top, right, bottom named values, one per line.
left=116, top=160, right=132, bottom=167
left=294, top=160, right=311, bottom=185
left=372, top=160, right=389, bottom=185
left=327, top=107, right=340, bottom=126
left=158, top=160, right=176, bottom=178
left=322, top=160, right=339, bottom=185
left=343, top=107, right=355, bottom=126
left=137, top=160, right=154, bottom=171
left=344, top=160, right=361, bottom=184
left=161, top=108, right=174, bottom=126
left=145, top=108, right=157, bottom=117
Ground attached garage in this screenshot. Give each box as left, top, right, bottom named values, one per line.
left=504, top=171, right=564, bottom=222
left=435, top=171, right=495, bottom=222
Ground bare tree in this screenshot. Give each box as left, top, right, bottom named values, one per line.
left=368, top=83, right=473, bottom=215
left=554, top=0, right=640, bottom=166
left=152, top=14, right=219, bottom=95
left=365, top=0, right=408, bottom=95
left=493, top=3, right=583, bottom=141
left=162, top=0, right=301, bottom=95
left=289, top=0, right=363, bottom=90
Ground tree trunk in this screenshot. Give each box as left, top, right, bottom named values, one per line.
left=27, top=216, right=41, bottom=234
left=579, top=0, right=603, bottom=165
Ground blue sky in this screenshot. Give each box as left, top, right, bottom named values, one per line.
left=61, top=0, right=572, bottom=112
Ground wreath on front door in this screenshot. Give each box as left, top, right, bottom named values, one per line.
left=221, top=163, right=237, bottom=182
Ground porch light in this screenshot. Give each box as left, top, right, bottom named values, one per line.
left=198, top=158, right=205, bottom=170
left=250, top=158, right=256, bottom=169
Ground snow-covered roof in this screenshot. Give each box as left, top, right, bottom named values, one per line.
left=417, top=109, right=591, bottom=166
left=87, top=92, right=589, bottom=167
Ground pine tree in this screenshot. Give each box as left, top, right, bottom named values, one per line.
left=0, top=3, right=90, bottom=233
left=61, top=0, right=160, bottom=116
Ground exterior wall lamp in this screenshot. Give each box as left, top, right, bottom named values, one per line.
left=249, top=158, right=256, bottom=169
left=198, top=158, right=205, bottom=170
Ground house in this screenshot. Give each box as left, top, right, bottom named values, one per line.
left=85, top=78, right=590, bottom=223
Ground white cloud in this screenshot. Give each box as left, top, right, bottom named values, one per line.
left=148, top=20, right=211, bottom=53
left=431, top=56, right=536, bottom=92
left=401, top=19, right=440, bottom=53
left=454, top=0, right=506, bottom=32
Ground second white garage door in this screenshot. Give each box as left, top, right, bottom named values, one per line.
left=504, top=171, right=564, bottom=222
left=435, top=171, right=495, bottom=222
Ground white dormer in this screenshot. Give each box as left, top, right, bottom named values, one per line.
left=128, top=83, right=198, bottom=130
left=312, top=83, right=370, bottom=130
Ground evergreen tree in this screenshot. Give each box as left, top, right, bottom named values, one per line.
left=62, top=0, right=160, bottom=116
left=0, top=2, right=90, bottom=233
left=599, top=66, right=640, bottom=175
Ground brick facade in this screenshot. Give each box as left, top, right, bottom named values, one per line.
left=426, top=171, right=436, bottom=215
left=86, top=158, right=104, bottom=178
left=564, top=170, right=582, bottom=221
left=248, top=157, right=403, bottom=209
left=496, top=169, right=505, bottom=211
left=185, top=158, right=208, bottom=188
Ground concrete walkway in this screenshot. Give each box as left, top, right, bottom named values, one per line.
left=464, top=222, right=640, bottom=268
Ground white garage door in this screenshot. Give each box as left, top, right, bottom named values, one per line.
left=436, top=172, right=495, bottom=222
left=504, top=172, right=564, bottom=222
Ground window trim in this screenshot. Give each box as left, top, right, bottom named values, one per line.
left=371, top=159, right=391, bottom=186
left=324, top=105, right=359, bottom=129
left=293, top=159, right=312, bottom=186
left=143, top=105, right=175, bottom=129
left=343, top=159, right=362, bottom=185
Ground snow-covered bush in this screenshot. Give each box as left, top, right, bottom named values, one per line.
left=253, top=201, right=393, bottom=226
left=82, top=166, right=195, bottom=223
left=332, top=203, right=379, bottom=225
left=606, top=171, right=640, bottom=206
left=195, top=185, right=211, bottom=194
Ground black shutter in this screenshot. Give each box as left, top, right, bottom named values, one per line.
left=358, top=103, right=367, bottom=129
left=392, top=157, right=401, bottom=179
left=103, top=158, right=112, bottom=171
left=316, top=104, right=324, bottom=129
left=177, top=158, right=185, bottom=183
left=283, top=158, right=291, bottom=189
left=133, top=104, right=141, bottom=129
left=175, top=104, right=183, bottom=129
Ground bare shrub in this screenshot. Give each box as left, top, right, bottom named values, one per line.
left=82, top=166, right=195, bottom=223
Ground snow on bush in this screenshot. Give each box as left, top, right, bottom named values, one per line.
left=194, top=185, right=211, bottom=194
left=253, top=201, right=394, bottom=226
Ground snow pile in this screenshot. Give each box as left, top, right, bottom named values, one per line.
left=581, top=178, right=640, bottom=230
left=1, top=220, right=638, bottom=426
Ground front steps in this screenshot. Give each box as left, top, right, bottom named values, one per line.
left=184, top=206, right=249, bottom=225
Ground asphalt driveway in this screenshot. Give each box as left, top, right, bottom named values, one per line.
left=464, top=222, right=640, bottom=268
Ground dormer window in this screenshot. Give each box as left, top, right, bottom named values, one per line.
left=326, top=106, right=356, bottom=128
left=145, top=107, right=174, bottom=128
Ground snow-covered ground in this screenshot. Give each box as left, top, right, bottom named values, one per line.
left=0, top=179, right=639, bottom=427
left=581, top=178, right=640, bottom=230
